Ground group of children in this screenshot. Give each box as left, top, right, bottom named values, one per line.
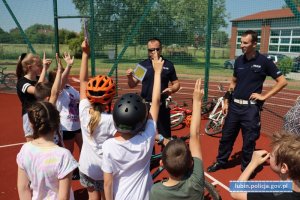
left=15, top=38, right=300, bottom=200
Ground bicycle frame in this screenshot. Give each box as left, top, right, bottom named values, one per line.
left=167, top=96, right=192, bottom=128
left=205, top=85, right=226, bottom=136
left=208, top=96, right=224, bottom=123
left=0, top=66, right=17, bottom=89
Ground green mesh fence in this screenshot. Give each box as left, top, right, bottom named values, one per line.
left=0, top=0, right=300, bottom=135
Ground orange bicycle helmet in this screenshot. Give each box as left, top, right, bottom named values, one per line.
left=86, top=75, right=116, bottom=104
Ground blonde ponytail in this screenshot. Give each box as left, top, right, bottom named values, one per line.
left=88, top=103, right=105, bottom=136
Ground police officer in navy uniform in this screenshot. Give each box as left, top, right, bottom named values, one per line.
left=126, top=37, right=180, bottom=139
left=207, top=30, right=287, bottom=174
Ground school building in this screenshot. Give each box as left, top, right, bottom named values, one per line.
left=229, top=7, right=300, bottom=59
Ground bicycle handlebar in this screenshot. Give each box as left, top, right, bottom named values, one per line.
left=0, top=66, right=7, bottom=71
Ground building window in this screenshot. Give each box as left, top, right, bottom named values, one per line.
left=292, top=38, right=300, bottom=44
left=292, top=29, right=300, bottom=36
left=269, top=28, right=300, bottom=53
left=290, top=46, right=300, bottom=52
left=271, top=30, right=280, bottom=36
left=269, top=45, right=279, bottom=51
left=279, top=45, right=289, bottom=52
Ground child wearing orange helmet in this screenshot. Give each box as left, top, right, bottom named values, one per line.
left=78, top=39, right=117, bottom=200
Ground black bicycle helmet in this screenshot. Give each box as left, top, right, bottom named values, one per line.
left=113, top=93, right=148, bottom=134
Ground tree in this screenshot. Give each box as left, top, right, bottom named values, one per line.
left=25, top=24, right=54, bottom=44
left=282, top=0, right=300, bottom=8
left=59, top=29, right=78, bottom=44
left=9, top=28, right=24, bottom=44
left=72, top=0, right=228, bottom=48
left=0, top=28, right=12, bottom=43
left=212, top=31, right=229, bottom=47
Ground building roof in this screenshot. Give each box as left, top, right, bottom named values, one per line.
left=231, top=7, right=300, bottom=22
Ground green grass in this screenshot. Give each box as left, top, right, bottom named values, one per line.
left=0, top=44, right=70, bottom=59
left=0, top=43, right=299, bottom=89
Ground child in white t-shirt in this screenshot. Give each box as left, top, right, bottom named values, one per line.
left=102, top=50, right=163, bottom=200
left=48, top=53, right=82, bottom=180
left=17, top=101, right=78, bottom=200
left=78, top=39, right=117, bottom=200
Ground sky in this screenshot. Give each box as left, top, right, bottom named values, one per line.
left=0, top=0, right=287, bottom=34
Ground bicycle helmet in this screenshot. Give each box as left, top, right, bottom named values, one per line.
left=86, top=75, right=116, bottom=104
left=113, top=93, right=148, bottom=134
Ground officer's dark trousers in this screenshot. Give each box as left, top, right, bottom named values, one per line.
left=216, top=101, right=261, bottom=170
left=157, top=104, right=171, bottom=138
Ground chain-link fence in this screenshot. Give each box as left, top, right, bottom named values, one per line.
left=0, top=0, right=300, bottom=135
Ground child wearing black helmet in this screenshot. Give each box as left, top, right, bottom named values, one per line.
left=78, top=39, right=117, bottom=200
left=102, top=50, right=163, bottom=200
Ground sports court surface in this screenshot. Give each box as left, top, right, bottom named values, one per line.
left=0, top=76, right=299, bottom=200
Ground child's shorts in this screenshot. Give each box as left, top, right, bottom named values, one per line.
left=79, top=171, right=104, bottom=191
left=22, top=113, right=33, bottom=137
left=62, top=129, right=81, bottom=140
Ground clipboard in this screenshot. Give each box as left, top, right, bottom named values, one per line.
left=133, top=64, right=147, bottom=81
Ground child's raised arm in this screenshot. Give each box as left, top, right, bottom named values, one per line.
left=150, top=51, right=163, bottom=122
left=38, top=52, right=52, bottom=83
left=61, top=52, right=74, bottom=90
left=79, top=39, right=90, bottom=100
left=48, top=53, right=62, bottom=105
left=189, top=79, right=204, bottom=160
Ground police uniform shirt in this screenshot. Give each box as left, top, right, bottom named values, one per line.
left=139, top=58, right=178, bottom=102
left=233, top=51, right=283, bottom=100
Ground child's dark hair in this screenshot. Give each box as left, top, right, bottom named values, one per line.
left=162, top=139, right=193, bottom=178
left=48, top=67, right=64, bottom=84
left=271, top=131, right=300, bottom=181
left=34, top=82, right=52, bottom=101
left=27, top=101, right=60, bottom=139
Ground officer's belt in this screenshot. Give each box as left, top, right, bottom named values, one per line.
left=233, top=98, right=256, bottom=105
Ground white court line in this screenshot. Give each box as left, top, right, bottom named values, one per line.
left=0, top=142, right=25, bottom=148
left=205, top=172, right=230, bottom=191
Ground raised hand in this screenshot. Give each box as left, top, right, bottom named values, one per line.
left=151, top=51, right=164, bottom=73
left=193, top=78, right=204, bottom=103
left=62, top=52, right=74, bottom=67
left=55, top=53, right=63, bottom=71
left=81, top=38, right=90, bottom=55
left=43, top=51, right=52, bottom=69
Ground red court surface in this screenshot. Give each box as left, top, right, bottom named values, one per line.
left=0, top=76, right=299, bottom=200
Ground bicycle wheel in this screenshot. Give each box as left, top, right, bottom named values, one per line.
left=4, top=73, right=17, bottom=89
left=204, top=180, right=220, bottom=200
left=205, top=119, right=223, bottom=135
left=170, top=112, right=185, bottom=128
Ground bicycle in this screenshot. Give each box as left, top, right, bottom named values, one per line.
left=0, top=66, right=17, bottom=89
left=151, top=135, right=221, bottom=200
left=204, top=84, right=226, bottom=136
left=167, top=96, right=216, bottom=129
left=166, top=96, right=192, bottom=128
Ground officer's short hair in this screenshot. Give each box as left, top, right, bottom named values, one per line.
left=147, top=37, right=162, bottom=47
left=242, top=30, right=258, bottom=43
